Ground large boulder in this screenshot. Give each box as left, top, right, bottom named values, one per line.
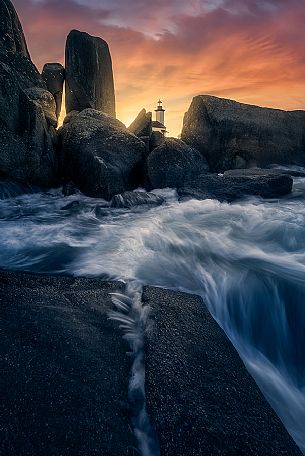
left=65, top=30, right=116, bottom=117
left=179, top=171, right=293, bottom=202
left=181, top=95, right=305, bottom=171
left=0, top=0, right=58, bottom=187
left=59, top=109, right=146, bottom=199
left=146, top=138, right=209, bottom=190
left=42, top=63, right=65, bottom=119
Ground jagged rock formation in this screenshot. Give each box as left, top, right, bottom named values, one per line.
left=0, top=0, right=58, bottom=186
left=65, top=30, right=116, bottom=117
left=42, top=63, right=65, bottom=119
left=128, top=108, right=152, bottom=138
left=59, top=109, right=145, bottom=199
left=144, top=286, right=302, bottom=456
left=178, top=171, right=293, bottom=202
left=146, top=138, right=209, bottom=190
left=181, top=95, right=305, bottom=171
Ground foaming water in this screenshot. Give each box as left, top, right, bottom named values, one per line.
left=1, top=177, right=305, bottom=453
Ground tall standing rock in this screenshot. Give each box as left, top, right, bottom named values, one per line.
left=42, top=63, right=65, bottom=119
left=65, top=30, right=116, bottom=117
left=181, top=95, right=305, bottom=171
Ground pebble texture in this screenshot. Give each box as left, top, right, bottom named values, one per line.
left=0, top=272, right=137, bottom=456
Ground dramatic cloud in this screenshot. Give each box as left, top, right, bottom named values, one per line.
left=14, top=0, right=305, bottom=136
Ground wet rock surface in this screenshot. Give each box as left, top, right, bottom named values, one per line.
left=181, top=95, right=305, bottom=171
left=179, top=172, right=293, bottom=202
left=144, top=286, right=302, bottom=456
left=0, top=271, right=136, bottom=456
left=65, top=30, right=115, bottom=117
left=111, top=191, right=164, bottom=208
left=59, top=109, right=145, bottom=199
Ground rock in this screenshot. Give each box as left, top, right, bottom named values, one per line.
left=60, top=200, right=81, bottom=211
left=111, top=191, right=164, bottom=208
left=63, top=110, right=79, bottom=125
left=0, top=271, right=136, bottom=455
left=0, top=0, right=58, bottom=187
left=179, top=172, right=293, bottom=202
left=149, top=131, right=165, bottom=150
left=128, top=109, right=152, bottom=138
left=0, top=0, right=30, bottom=57
left=42, top=63, right=65, bottom=119
left=62, top=181, right=78, bottom=197
left=0, top=178, right=40, bottom=199
left=59, top=109, right=146, bottom=199
left=146, top=138, right=209, bottom=190
left=225, top=167, right=305, bottom=178
left=181, top=95, right=305, bottom=171
left=24, top=87, right=57, bottom=127
left=65, top=30, right=115, bottom=117
left=144, top=286, right=302, bottom=456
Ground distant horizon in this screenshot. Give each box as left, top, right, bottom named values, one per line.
left=15, top=0, right=305, bottom=137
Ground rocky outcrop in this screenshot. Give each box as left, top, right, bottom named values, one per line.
left=0, top=271, right=136, bottom=455
left=65, top=30, right=115, bottom=117
left=128, top=108, right=152, bottom=138
left=59, top=109, right=145, bottom=199
left=178, top=172, right=293, bottom=202
left=0, top=0, right=30, bottom=57
left=145, top=138, right=209, bottom=190
left=42, top=63, right=65, bottom=119
left=0, top=0, right=58, bottom=187
left=181, top=95, right=305, bottom=171
left=144, top=286, right=302, bottom=456
left=111, top=191, right=164, bottom=208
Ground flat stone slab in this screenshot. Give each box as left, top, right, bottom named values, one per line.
left=143, top=286, right=302, bottom=456
left=0, top=271, right=136, bottom=456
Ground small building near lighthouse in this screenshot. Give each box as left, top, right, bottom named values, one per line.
left=152, top=100, right=167, bottom=136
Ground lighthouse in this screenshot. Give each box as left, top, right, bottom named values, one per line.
left=152, top=100, right=167, bottom=136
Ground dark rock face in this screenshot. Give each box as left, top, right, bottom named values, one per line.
left=111, top=191, right=164, bottom=208
left=128, top=108, right=152, bottom=138
left=179, top=172, right=293, bottom=202
left=149, top=131, right=165, bottom=150
left=146, top=138, right=209, bottom=190
left=59, top=109, right=146, bottom=199
left=144, top=286, right=302, bottom=456
left=225, top=167, right=305, bottom=178
left=65, top=30, right=115, bottom=117
left=181, top=95, right=305, bottom=171
left=42, top=63, right=65, bottom=119
left=0, top=0, right=30, bottom=56
left=0, top=0, right=58, bottom=187
left=0, top=271, right=137, bottom=456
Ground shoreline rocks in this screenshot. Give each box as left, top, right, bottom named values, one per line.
left=144, top=286, right=302, bottom=456
left=181, top=95, right=305, bottom=171
left=59, top=109, right=146, bottom=199
left=179, top=171, right=293, bottom=202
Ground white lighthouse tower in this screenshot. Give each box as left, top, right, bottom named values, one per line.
left=152, top=100, right=167, bottom=135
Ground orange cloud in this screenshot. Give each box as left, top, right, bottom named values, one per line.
left=14, top=0, right=305, bottom=137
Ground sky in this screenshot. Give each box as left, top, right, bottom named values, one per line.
left=14, top=0, right=305, bottom=137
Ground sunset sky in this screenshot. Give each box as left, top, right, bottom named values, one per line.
left=14, top=0, right=305, bottom=137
